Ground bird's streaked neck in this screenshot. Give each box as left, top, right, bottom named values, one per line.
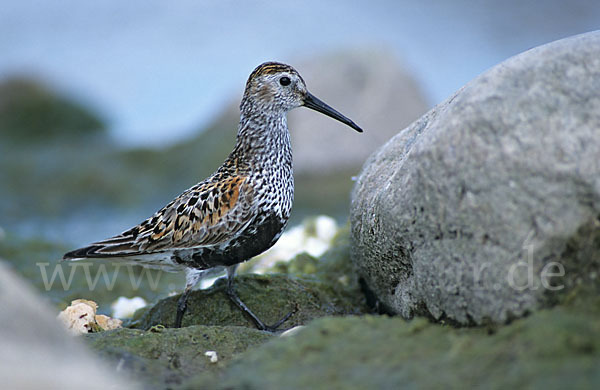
left=237, top=98, right=290, bottom=142
left=234, top=99, right=292, bottom=166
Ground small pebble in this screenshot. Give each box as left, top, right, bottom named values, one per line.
left=204, top=351, right=218, bottom=363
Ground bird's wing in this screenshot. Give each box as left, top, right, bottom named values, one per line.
left=63, top=175, right=255, bottom=259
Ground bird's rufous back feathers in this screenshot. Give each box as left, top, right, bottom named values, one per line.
left=63, top=175, right=255, bottom=260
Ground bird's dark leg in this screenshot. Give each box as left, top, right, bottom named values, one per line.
left=174, top=268, right=204, bottom=328
left=225, top=265, right=296, bottom=332
left=175, top=289, right=191, bottom=328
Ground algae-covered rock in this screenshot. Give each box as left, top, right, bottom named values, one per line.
left=85, top=325, right=273, bottom=389
left=130, top=273, right=365, bottom=330
left=185, top=296, right=600, bottom=389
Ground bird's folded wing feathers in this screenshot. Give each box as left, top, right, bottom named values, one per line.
left=63, top=176, right=255, bottom=259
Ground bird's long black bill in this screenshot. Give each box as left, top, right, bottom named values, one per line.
left=303, top=92, right=363, bottom=133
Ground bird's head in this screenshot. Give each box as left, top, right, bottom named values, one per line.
left=242, top=62, right=363, bottom=133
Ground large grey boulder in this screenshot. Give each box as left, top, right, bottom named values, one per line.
left=0, top=260, right=135, bottom=389
left=350, top=32, right=600, bottom=325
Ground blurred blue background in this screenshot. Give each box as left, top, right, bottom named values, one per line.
left=3, top=0, right=598, bottom=147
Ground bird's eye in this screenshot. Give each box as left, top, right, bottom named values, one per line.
left=279, top=76, right=291, bottom=86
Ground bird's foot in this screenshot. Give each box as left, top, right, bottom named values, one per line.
left=226, top=285, right=298, bottom=333
left=255, top=303, right=299, bottom=333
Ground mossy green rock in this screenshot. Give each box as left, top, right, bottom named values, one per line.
left=85, top=325, right=272, bottom=389
left=130, top=273, right=365, bottom=330
left=186, top=298, right=600, bottom=389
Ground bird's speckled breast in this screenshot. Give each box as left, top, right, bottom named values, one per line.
left=179, top=142, right=294, bottom=270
